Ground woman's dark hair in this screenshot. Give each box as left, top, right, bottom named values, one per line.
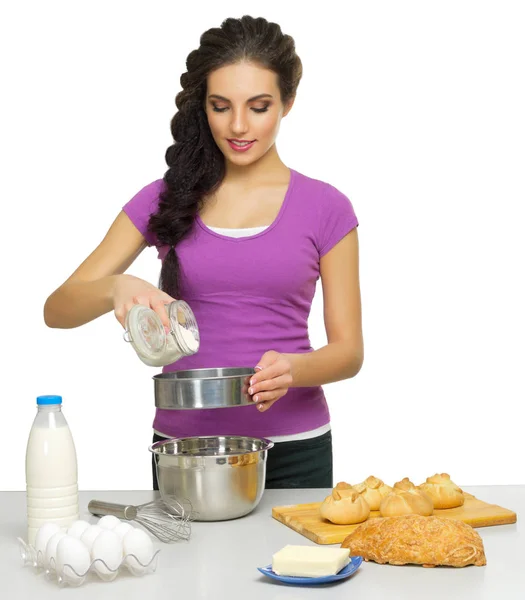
left=147, top=15, right=302, bottom=298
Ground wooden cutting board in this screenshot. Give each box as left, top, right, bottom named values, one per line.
left=272, top=492, right=517, bottom=545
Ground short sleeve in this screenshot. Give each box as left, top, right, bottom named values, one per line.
left=122, top=179, right=165, bottom=247
left=316, top=183, right=359, bottom=257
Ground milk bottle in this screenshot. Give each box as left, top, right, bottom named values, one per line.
left=25, top=395, right=79, bottom=545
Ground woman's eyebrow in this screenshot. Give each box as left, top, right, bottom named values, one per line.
left=207, top=93, right=273, bottom=102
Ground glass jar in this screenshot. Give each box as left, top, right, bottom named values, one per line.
left=123, top=300, right=200, bottom=367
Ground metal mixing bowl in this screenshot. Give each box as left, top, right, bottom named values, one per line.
left=149, top=435, right=274, bottom=521
left=153, top=367, right=255, bottom=410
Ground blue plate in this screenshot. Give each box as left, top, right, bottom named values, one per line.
left=257, top=555, right=363, bottom=585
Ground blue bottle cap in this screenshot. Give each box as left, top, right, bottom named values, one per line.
left=36, top=395, right=63, bottom=405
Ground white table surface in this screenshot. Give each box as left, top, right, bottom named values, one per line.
left=1, top=485, right=522, bottom=599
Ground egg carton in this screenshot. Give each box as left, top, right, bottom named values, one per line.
left=17, top=537, right=160, bottom=587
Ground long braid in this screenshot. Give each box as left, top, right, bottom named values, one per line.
left=148, top=15, right=302, bottom=298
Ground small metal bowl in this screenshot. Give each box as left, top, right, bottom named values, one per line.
left=150, top=435, right=274, bottom=521
left=153, top=367, right=255, bottom=410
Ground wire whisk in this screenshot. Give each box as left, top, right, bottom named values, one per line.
left=88, top=495, right=193, bottom=543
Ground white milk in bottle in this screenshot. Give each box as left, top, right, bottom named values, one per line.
left=25, top=395, right=79, bottom=545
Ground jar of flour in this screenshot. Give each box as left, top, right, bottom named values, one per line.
left=124, top=300, right=200, bottom=367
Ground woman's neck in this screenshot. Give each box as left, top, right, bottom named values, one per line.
left=224, top=144, right=288, bottom=186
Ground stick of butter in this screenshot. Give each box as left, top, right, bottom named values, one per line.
left=272, top=545, right=350, bottom=577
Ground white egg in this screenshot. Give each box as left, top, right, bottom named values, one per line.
left=56, top=536, right=91, bottom=587
left=113, top=522, right=134, bottom=540
left=91, top=529, right=123, bottom=581
left=67, top=520, right=91, bottom=540
left=44, top=531, right=67, bottom=571
left=123, top=528, right=154, bottom=575
left=34, top=523, right=61, bottom=565
left=97, top=514, right=121, bottom=530
left=80, top=524, right=103, bottom=552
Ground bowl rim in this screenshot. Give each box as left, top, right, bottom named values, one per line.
left=148, top=434, right=275, bottom=456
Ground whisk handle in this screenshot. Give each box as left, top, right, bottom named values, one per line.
left=88, top=500, right=138, bottom=520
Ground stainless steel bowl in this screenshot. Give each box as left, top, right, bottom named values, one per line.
left=149, top=435, right=274, bottom=521
left=153, top=367, right=255, bottom=410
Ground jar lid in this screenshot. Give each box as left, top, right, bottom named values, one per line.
left=124, top=304, right=168, bottom=366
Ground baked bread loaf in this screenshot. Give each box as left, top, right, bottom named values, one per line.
left=320, top=489, right=370, bottom=525
left=419, top=473, right=464, bottom=509
left=354, top=476, right=393, bottom=511
left=380, top=480, right=434, bottom=517
left=341, top=514, right=486, bottom=567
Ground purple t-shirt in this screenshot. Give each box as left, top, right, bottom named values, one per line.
left=122, top=168, right=358, bottom=438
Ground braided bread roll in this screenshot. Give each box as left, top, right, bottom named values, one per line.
left=380, top=479, right=434, bottom=517
left=418, top=473, right=465, bottom=509
left=353, top=476, right=393, bottom=511
left=320, top=489, right=370, bottom=525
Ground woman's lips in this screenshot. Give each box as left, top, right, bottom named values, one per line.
left=227, top=139, right=256, bottom=152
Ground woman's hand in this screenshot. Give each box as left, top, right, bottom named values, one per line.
left=113, top=274, right=176, bottom=330
left=248, top=351, right=293, bottom=412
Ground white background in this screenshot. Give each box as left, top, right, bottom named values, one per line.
left=1, top=0, right=524, bottom=491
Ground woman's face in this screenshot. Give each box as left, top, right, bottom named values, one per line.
left=205, top=61, right=293, bottom=167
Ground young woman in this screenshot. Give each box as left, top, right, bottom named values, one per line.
left=44, top=15, right=364, bottom=490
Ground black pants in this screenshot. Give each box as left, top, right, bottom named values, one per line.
left=151, top=430, right=333, bottom=490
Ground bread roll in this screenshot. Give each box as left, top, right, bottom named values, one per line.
left=341, top=514, right=486, bottom=567
left=320, top=489, right=370, bottom=525
left=333, top=481, right=357, bottom=497
left=353, top=476, right=393, bottom=511
left=393, top=477, right=417, bottom=491
left=334, top=481, right=355, bottom=491
left=380, top=484, right=434, bottom=517
left=418, top=473, right=464, bottom=509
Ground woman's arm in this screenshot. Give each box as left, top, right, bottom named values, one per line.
left=44, top=211, right=172, bottom=329
left=284, top=226, right=364, bottom=386
left=249, top=227, right=363, bottom=409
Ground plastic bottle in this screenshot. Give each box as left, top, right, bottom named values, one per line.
left=25, top=395, right=79, bottom=546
